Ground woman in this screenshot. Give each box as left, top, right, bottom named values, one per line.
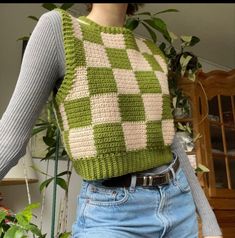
left=0, top=3, right=222, bottom=238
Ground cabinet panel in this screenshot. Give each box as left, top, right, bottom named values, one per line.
left=229, top=159, right=235, bottom=189
left=225, top=128, right=235, bottom=152
left=213, top=158, right=228, bottom=189
left=210, top=124, right=224, bottom=152
left=178, top=69, right=235, bottom=236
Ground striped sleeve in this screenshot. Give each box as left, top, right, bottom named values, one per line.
left=0, top=11, right=63, bottom=179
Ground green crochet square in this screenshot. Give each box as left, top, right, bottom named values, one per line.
left=143, top=53, right=163, bottom=72
left=80, top=24, right=103, bottom=44
left=162, top=95, right=173, bottom=119
left=135, top=71, right=162, bottom=93
left=87, top=67, right=117, bottom=95
left=124, top=34, right=138, bottom=50
left=64, top=97, right=91, bottom=128
left=74, top=38, right=86, bottom=67
left=144, top=40, right=166, bottom=58
left=93, top=123, right=126, bottom=154
left=106, top=48, right=132, bottom=69
left=146, top=121, right=164, bottom=148
left=118, top=94, right=145, bottom=121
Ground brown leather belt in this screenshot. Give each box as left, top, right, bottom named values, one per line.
left=102, top=155, right=180, bottom=188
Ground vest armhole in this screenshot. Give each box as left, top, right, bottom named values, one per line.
left=53, top=8, right=77, bottom=105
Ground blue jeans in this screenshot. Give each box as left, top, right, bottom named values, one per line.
left=72, top=156, right=198, bottom=238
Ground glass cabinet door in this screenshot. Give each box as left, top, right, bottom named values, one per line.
left=208, top=95, right=235, bottom=191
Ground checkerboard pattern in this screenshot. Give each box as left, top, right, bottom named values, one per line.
left=53, top=9, right=175, bottom=180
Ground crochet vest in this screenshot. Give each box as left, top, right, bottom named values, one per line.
left=53, top=8, right=176, bottom=180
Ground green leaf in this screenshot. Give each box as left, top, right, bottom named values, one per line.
left=172, top=97, right=177, bottom=108
left=195, top=163, right=210, bottom=173
left=4, top=225, right=24, bottom=238
left=188, top=69, right=196, bottom=82
left=0, top=209, right=7, bottom=223
left=181, top=35, right=192, bottom=43
left=141, top=22, right=157, bottom=43
left=189, top=36, right=200, bottom=47
left=34, top=121, right=49, bottom=126
left=56, top=178, right=68, bottom=191
left=159, top=42, right=166, bottom=52
left=181, top=35, right=200, bottom=47
left=27, top=223, right=42, bottom=236
left=135, top=11, right=151, bottom=16
left=60, top=3, right=74, bottom=10
left=15, top=214, right=29, bottom=228
left=124, top=18, right=139, bottom=30
left=169, top=47, right=177, bottom=58
left=40, top=177, right=54, bottom=192
left=16, top=203, right=40, bottom=224
left=186, top=123, right=192, bottom=134
left=32, top=126, right=47, bottom=136
left=153, top=9, right=179, bottom=15
left=169, top=31, right=178, bottom=43
left=42, top=3, right=58, bottom=11
left=177, top=122, right=186, bottom=131
left=43, top=136, right=56, bottom=147
left=57, top=171, right=72, bottom=177
left=59, top=232, right=72, bottom=238
left=27, top=15, right=39, bottom=21
left=180, top=54, right=192, bottom=76
left=180, top=55, right=192, bottom=67
left=44, top=147, right=56, bottom=159
left=143, top=18, right=171, bottom=43
left=61, top=149, right=67, bottom=156
left=17, top=36, right=30, bottom=41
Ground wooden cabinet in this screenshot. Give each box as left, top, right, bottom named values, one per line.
left=177, top=69, right=235, bottom=237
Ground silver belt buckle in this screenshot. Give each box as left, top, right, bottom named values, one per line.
left=143, top=175, right=154, bottom=187
left=141, top=160, right=176, bottom=187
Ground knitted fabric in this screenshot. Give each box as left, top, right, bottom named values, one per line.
left=53, top=8, right=176, bottom=180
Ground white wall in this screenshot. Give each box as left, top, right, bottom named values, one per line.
left=0, top=4, right=47, bottom=115
left=0, top=3, right=233, bottom=237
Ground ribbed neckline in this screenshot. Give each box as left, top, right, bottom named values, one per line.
left=78, top=15, right=133, bottom=34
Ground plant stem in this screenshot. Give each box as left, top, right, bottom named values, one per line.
left=50, top=128, right=60, bottom=238
left=39, top=159, right=50, bottom=231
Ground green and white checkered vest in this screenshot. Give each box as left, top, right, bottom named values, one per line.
left=53, top=9, right=176, bottom=180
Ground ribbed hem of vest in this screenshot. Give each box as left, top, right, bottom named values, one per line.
left=72, top=147, right=174, bottom=180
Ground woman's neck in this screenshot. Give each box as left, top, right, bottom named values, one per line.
left=86, top=3, right=128, bottom=28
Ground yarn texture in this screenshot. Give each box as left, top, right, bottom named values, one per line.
left=53, top=8, right=175, bottom=180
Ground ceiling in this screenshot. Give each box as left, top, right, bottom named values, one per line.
left=71, top=3, right=235, bottom=69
